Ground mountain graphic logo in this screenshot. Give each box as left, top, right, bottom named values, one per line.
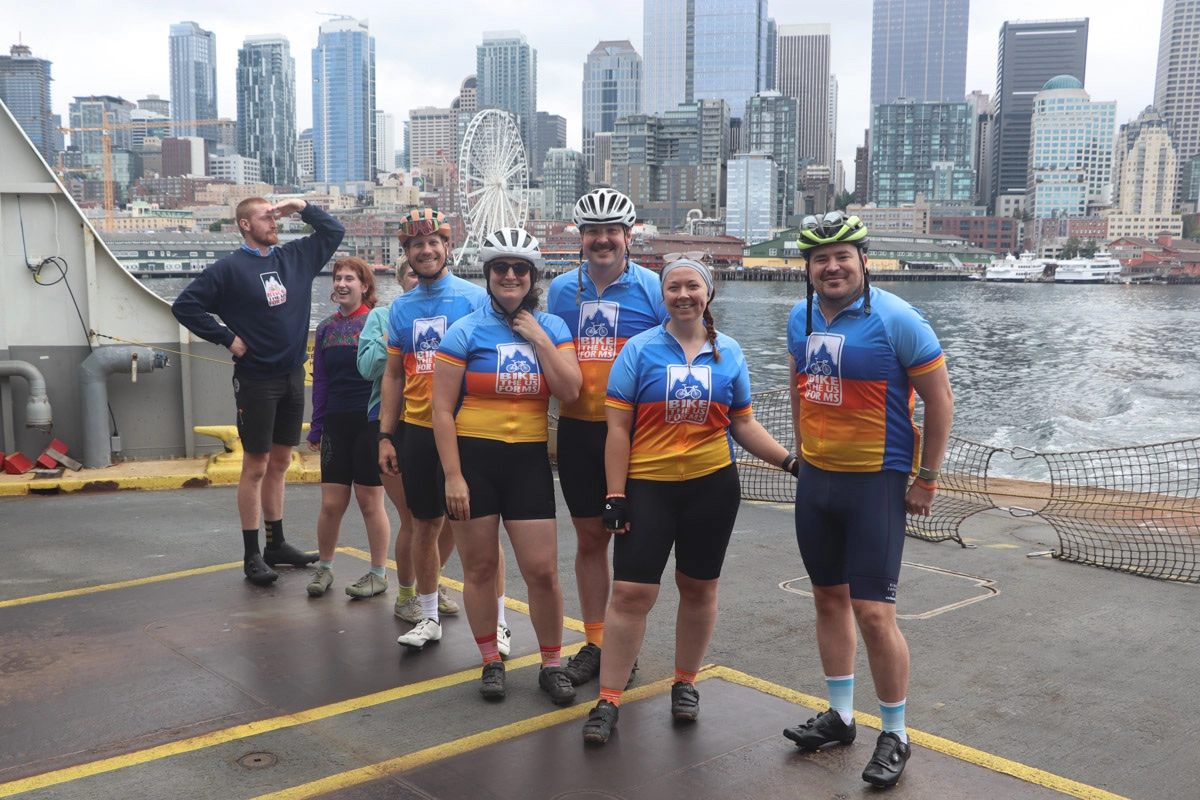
left=665, top=364, right=711, bottom=424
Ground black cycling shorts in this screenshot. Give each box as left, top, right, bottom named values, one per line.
left=444, top=436, right=556, bottom=521
left=400, top=423, right=445, bottom=520
left=613, top=464, right=741, bottom=585
left=233, top=366, right=306, bottom=454
left=793, top=461, right=909, bottom=604
left=319, top=413, right=382, bottom=487
left=556, top=417, right=608, bottom=518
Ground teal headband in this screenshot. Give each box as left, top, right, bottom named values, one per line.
left=660, top=257, right=714, bottom=299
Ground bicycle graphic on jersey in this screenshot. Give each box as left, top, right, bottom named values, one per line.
left=674, top=384, right=702, bottom=400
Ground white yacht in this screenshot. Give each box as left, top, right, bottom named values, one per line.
left=1053, top=252, right=1124, bottom=283
left=985, top=252, right=1049, bottom=282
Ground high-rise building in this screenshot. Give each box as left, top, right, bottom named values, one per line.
left=236, top=34, right=297, bottom=188
left=1024, top=76, right=1114, bottom=219
left=593, top=132, right=614, bottom=185
left=169, top=22, right=218, bottom=142
left=965, top=90, right=992, bottom=203
left=743, top=91, right=799, bottom=225
left=477, top=31, right=537, bottom=168
left=990, top=19, right=1089, bottom=212
left=828, top=75, right=839, bottom=173
left=542, top=148, right=588, bottom=220
left=69, top=95, right=135, bottom=154
left=611, top=98, right=729, bottom=229
left=375, top=110, right=395, bottom=176
left=0, top=42, right=54, bottom=162
left=870, top=0, right=970, bottom=106
left=855, top=129, right=870, bottom=201
left=870, top=100, right=975, bottom=206
left=137, top=94, right=170, bottom=117
left=1108, top=105, right=1181, bottom=237
left=297, top=128, right=314, bottom=182
left=726, top=152, right=777, bottom=244
left=312, top=17, right=375, bottom=184
left=643, top=0, right=770, bottom=118
left=1154, top=0, right=1200, bottom=210
left=408, top=106, right=457, bottom=173
left=533, top=112, right=566, bottom=179
left=776, top=24, right=831, bottom=169
left=162, top=136, right=208, bottom=177
left=582, top=41, right=642, bottom=175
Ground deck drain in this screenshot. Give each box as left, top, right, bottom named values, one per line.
left=237, top=752, right=278, bottom=770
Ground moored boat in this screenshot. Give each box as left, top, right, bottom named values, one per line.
left=1053, top=252, right=1124, bottom=283
left=984, top=252, right=1049, bottom=282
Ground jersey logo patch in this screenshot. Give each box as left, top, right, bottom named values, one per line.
left=261, top=272, right=286, bottom=306
left=496, top=343, right=540, bottom=394
left=665, top=364, right=711, bottom=424
left=576, top=301, right=619, bottom=361
left=804, top=333, right=844, bottom=406
left=412, top=316, right=447, bottom=374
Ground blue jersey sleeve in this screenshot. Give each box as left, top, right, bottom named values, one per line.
left=605, top=335, right=642, bottom=406
left=881, top=298, right=943, bottom=370
left=539, top=312, right=574, bottom=349
left=438, top=314, right=474, bottom=363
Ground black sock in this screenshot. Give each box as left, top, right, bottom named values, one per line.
left=243, top=529, right=261, bottom=558
left=264, top=519, right=285, bottom=549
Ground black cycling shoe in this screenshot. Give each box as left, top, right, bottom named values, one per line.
left=243, top=553, right=278, bottom=586
left=582, top=700, right=619, bottom=744
left=538, top=666, right=577, bottom=705
left=564, top=643, right=601, bottom=686
left=263, top=541, right=318, bottom=568
left=783, top=708, right=857, bottom=750
left=861, top=731, right=910, bottom=787
left=626, top=658, right=639, bottom=689
left=479, top=661, right=506, bottom=701
left=670, top=681, right=700, bottom=721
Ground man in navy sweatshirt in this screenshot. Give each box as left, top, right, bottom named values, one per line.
left=173, top=197, right=345, bottom=585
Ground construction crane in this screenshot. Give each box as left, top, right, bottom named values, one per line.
left=57, top=115, right=226, bottom=232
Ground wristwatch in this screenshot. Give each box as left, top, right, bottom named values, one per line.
left=917, top=466, right=940, bottom=482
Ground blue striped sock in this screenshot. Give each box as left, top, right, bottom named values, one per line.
left=370, top=565, right=386, bottom=579
left=318, top=560, right=333, bottom=570
left=879, top=698, right=907, bottom=743
left=826, top=674, right=854, bottom=724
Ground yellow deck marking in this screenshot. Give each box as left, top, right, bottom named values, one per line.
left=0, top=562, right=242, bottom=608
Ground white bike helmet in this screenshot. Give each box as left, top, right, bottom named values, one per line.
left=572, top=188, right=637, bottom=228
left=480, top=227, right=542, bottom=265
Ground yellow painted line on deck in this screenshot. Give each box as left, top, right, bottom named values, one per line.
left=0, top=562, right=243, bottom=609
left=252, top=676, right=681, bottom=800
left=0, top=650, right=581, bottom=798
left=709, top=666, right=1130, bottom=800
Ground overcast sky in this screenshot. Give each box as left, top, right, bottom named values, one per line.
left=7, top=1, right=1162, bottom=170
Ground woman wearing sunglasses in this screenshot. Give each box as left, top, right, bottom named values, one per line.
left=431, top=228, right=583, bottom=704
left=581, top=255, right=798, bottom=744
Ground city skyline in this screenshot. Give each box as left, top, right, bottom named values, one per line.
left=8, top=1, right=1162, bottom=172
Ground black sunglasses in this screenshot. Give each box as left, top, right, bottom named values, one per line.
left=488, top=261, right=532, bottom=277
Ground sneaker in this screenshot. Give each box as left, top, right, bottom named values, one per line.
left=582, top=700, right=619, bottom=744
left=671, top=681, right=700, bottom=721
left=496, top=626, right=512, bottom=658
left=862, top=731, right=911, bottom=788
left=783, top=708, right=857, bottom=750
left=479, top=661, right=506, bottom=700
left=345, top=572, right=387, bottom=598
left=437, top=584, right=460, bottom=614
left=394, top=594, right=422, bottom=623
left=306, top=566, right=333, bottom=596
left=538, top=665, right=577, bottom=706
left=564, top=643, right=601, bottom=686
left=396, top=618, right=442, bottom=650
left=263, top=542, right=318, bottom=568
left=244, top=553, right=278, bottom=586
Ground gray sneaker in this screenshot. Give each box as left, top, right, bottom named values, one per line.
left=307, top=566, right=334, bottom=597
left=437, top=584, right=460, bottom=614
left=346, top=572, right=387, bottom=598
left=394, top=594, right=422, bottom=622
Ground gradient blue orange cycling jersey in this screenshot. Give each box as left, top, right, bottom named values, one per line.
left=435, top=306, right=575, bottom=443
left=606, top=324, right=753, bottom=481
left=547, top=261, right=667, bottom=422
left=386, top=273, right=487, bottom=428
left=786, top=285, right=945, bottom=473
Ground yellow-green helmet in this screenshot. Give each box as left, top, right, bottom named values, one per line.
left=796, top=211, right=868, bottom=258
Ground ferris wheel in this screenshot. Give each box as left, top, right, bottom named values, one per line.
left=456, top=109, right=529, bottom=264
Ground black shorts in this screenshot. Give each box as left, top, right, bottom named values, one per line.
left=400, top=423, right=445, bottom=520
left=556, top=417, right=608, bottom=518
left=233, top=367, right=306, bottom=454
left=793, top=461, right=909, bottom=604
left=444, top=437, right=556, bottom=521
left=319, top=413, right=382, bottom=487
left=613, top=464, right=741, bottom=584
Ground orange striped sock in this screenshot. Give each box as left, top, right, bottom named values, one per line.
left=540, top=646, right=562, bottom=667
left=475, top=634, right=501, bottom=664
left=599, top=687, right=623, bottom=706
left=674, top=667, right=698, bottom=685
left=584, top=622, right=605, bottom=647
